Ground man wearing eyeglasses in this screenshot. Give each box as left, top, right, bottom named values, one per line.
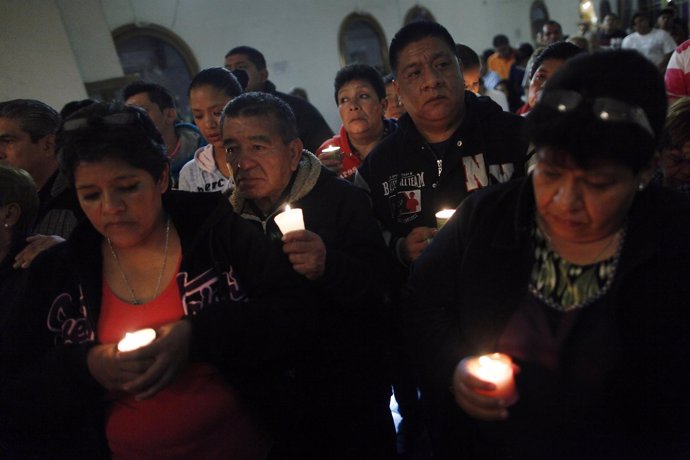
left=220, top=92, right=397, bottom=459
left=354, top=21, right=527, bottom=267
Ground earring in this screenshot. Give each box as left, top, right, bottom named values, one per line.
left=638, top=182, right=645, bottom=191
left=3, top=223, right=8, bottom=228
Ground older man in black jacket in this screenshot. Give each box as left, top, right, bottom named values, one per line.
left=221, top=92, right=397, bottom=459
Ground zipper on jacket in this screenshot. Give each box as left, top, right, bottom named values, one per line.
left=421, top=143, right=443, bottom=184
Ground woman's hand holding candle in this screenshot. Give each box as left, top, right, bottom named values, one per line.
left=121, top=320, right=192, bottom=400
left=318, top=145, right=343, bottom=173
left=87, top=320, right=191, bottom=399
left=452, top=354, right=519, bottom=421
left=87, top=341, right=155, bottom=392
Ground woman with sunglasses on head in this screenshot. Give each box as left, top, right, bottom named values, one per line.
left=2, top=102, right=315, bottom=458
left=404, top=50, right=690, bottom=459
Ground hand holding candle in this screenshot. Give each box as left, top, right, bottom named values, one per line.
left=117, top=328, right=157, bottom=352
left=318, top=145, right=343, bottom=173
left=466, top=353, right=518, bottom=405
left=274, top=205, right=305, bottom=235
left=319, top=145, right=342, bottom=160
left=452, top=353, right=519, bottom=421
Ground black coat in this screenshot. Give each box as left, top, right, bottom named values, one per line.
left=356, top=91, right=527, bottom=255
left=233, top=160, right=397, bottom=459
left=1, top=191, right=317, bottom=458
left=404, top=177, right=690, bottom=459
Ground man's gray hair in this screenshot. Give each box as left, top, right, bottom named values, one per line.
left=0, top=99, right=60, bottom=142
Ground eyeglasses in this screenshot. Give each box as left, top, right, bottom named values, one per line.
left=62, top=112, right=141, bottom=132
left=537, top=90, right=654, bottom=137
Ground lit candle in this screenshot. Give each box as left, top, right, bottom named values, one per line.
left=320, top=145, right=342, bottom=160
left=274, top=204, right=305, bottom=235
left=435, top=209, right=455, bottom=228
left=466, top=353, right=518, bottom=405
left=117, top=328, right=157, bottom=352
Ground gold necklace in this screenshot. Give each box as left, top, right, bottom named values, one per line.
left=107, top=216, right=171, bottom=305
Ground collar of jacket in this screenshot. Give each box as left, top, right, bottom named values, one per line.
left=229, top=150, right=323, bottom=220
left=394, top=90, right=501, bottom=144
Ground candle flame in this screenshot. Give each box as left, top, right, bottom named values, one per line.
left=479, top=355, right=496, bottom=366
left=285, top=204, right=291, bottom=211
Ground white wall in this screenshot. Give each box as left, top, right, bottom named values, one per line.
left=1, top=0, right=582, bottom=129
left=0, top=0, right=87, bottom=110
left=56, top=0, right=124, bottom=83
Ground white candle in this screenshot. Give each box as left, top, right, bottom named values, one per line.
left=117, top=328, right=157, bottom=352
left=435, top=209, right=455, bottom=228
left=274, top=205, right=305, bottom=235
left=319, top=145, right=343, bottom=162
left=467, top=353, right=518, bottom=405
left=321, top=145, right=340, bottom=154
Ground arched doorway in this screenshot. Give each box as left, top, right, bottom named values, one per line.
left=112, top=24, right=198, bottom=121
left=338, top=13, right=390, bottom=74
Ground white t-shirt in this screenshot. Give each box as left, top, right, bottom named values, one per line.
left=622, top=29, right=676, bottom=66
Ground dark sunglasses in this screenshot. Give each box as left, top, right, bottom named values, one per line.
left=537, top=90, right=654, bottom=137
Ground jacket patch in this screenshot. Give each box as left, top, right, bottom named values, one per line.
left=389, top=189, right=422, bottom=223
left=178, top=266, right=246, bottom=315
left=489, top=163, right=515, bottom=183
left=222, top=265, right=247, bottom=302
left=463, top=153, right=489, bottom=191
left=47, top=287, right=95, bottom=344
left=381, top=172, right=425, bottom=196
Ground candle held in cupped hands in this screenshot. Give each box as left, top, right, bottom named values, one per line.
left=466, top=353, right=518, bottom=405
left=274, top=204, right=305, bottom=235
left=117, top=328, right=157, bottom=352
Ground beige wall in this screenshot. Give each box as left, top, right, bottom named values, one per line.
left=0, top=0, right=87, bottom=111
left=0, top=0, right=586, bottom=128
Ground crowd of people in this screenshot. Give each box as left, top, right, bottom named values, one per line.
left=1, top=13, right=690, bottom=460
